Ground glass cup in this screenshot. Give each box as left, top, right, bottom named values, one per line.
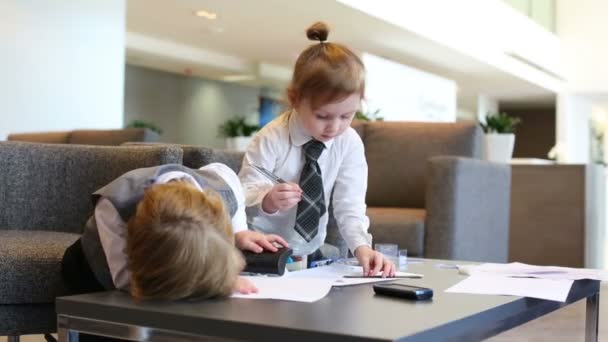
left=398, top=249, right=408, bottom=270
left=374, top=243, right=398, bottom=266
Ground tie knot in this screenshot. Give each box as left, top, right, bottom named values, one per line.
left=303, top=139, right=325, bottom=161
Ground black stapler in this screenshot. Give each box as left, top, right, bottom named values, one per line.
left=243, top=247, right=293, bottom=276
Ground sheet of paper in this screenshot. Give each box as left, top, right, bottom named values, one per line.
left=285, top=264, right=423, bottom=287
left=445, top=275, right=574, bottom=302
left=231, top=277, right=335, bottom=302
left=458, top=262, right=608, bottom=281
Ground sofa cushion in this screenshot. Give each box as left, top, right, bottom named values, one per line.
left=366, top=207, right=426, bottom=257
left=362, top=121, right=482, bottom=208
left=69, top=128, right=159, bottom=146
left=181, top=145, right=245, bottom=173
left=0, top=231, right=80, bottom=304
left=0, top=142, right=182, bottom=234
left=0, top=303, right=57, bottom=336
left=7, top=131, right=70, bottom=144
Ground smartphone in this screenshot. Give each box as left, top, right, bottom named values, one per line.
left=373, top=283, right=433, bottom=300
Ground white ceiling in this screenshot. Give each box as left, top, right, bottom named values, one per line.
left=126, top=0, right=556, bottom=105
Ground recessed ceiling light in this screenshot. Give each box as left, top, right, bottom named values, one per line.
left=194, top=10, right=217, bottom=20
left=221, top=75, right=256, bottom=82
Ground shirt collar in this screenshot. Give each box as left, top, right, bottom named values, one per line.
left=288, top=109, right=334, bottom=150
left=154, top=171, right=203, bottom=192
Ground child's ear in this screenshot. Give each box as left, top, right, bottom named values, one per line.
left=287, top=87, right=299, bottom=108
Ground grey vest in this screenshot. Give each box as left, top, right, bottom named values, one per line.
left=80, top=164, right=238, bottom=290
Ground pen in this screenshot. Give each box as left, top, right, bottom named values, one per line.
left=343, top=275, right=423, bottom=279
left=250, top=164, right=315, bottom=204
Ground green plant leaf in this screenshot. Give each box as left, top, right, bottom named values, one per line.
left=126, top=120, right=163, bottom=135
left=219, top=117, right=260, bottom=137
left=480, top=112, right=522, bottom=134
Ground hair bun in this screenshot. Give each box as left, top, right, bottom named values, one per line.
left=306, top=21, right=329, bottom=42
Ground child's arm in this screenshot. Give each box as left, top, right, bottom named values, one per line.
left=332, top=131, right=395, bottom=277
left=204, top=163, right=289, bottom=253
left=95, top=197, right=130, bottom=289
left=238, top=132, right=301, bottom=214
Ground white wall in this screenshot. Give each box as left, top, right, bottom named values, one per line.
left=123, top=65, right=182, bottom=143
left=124, top=65, right=261, bottom=148
left=556, top=94, right=591, bottom=163
left=179, top=78, right=259, bottom=148
left=477, top=95, right=499, bottom=123
left=0, top=0, right=125, bottom=140
left=557, top=0, right=608, bottom=93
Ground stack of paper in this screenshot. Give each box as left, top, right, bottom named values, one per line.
left=445, top=276, right=574, bottom=302
left=232, top=264, right=423, bottom=302
left=458, top=262, right=608, bottom=281
left=446, top=262, right=607, bottom=302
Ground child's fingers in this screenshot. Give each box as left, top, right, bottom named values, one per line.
left=235, top=277, right=258, bottom=294
left=360, top=256, right=370, bottom=276
left=381, top=259, right=393, bottom=278
left=280, top=198, right=301, bottom=209
left=246, top=240, right=263, bottom=253
left=371, top=252, right=383, bottom=276
left=273, top=195, right=301, bottom=210
left=287, top=183, right=303, bottom=192
left=266, top=234, right=289, bottom=247
left=255, top=237, right=278, bottom=252
left=275, top=183, right=301, bottom=192
left=274, top=191, right=301, bottom=201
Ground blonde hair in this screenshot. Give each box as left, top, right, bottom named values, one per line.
left=126, top=181, right=244, bottom=300
left=287, top=21, right=365, bottom=110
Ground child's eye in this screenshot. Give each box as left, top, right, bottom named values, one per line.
left=315, top=114, right=329, bottom=120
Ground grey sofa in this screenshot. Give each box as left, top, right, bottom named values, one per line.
left=0, top=141, right=182, bottom=339
left=7, top=128, right=160, bottom=146
left=345, top=121, right=511, bottom=262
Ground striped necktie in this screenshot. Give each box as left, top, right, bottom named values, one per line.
left=294, top=139, right=326, bottom=241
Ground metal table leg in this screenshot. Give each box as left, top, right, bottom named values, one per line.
left=585, top=292, right=600, bottom=342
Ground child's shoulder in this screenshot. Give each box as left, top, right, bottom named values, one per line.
left=335, top=126, right=364, bottom=149
left=254, top=114, right=290, bottom=141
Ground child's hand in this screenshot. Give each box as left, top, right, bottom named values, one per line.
left=234, top=276, right=258, bottom=294
left=262, top=183, right=302, bottom=213
left=354, top=246, right=396, bottom=277
left=235, top=230, right=289, bottom=253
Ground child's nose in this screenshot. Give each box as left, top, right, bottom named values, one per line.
left=327, top=120, right=340, bottom=132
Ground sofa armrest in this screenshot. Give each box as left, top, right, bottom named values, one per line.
left=424, top=156, right=511, bottom=262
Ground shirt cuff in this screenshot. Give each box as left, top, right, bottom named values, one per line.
left=257, top=199, right=281, bottom=216
left=231, top=208, right=248, bottom=233
left=344, top=233, right=373, bottom=255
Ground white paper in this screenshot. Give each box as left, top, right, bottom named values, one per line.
left=232, top=264, right=424, bottom=302
left=285, top=264, right=423, bottom=287
left=231, top=277, right=335, bottom=302
left=458, top=262, right=608, bottom=281
left=445, top=275, right=574, bottom=302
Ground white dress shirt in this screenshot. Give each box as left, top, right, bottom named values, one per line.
left=239, top=112, right=372, bottom=256
left=95, top=163, right=247, bottom=290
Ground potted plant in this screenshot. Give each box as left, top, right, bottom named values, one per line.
left=126, top=120, right=163, bottom=135
left=219, top=117, right=260, bottom=151
left=480, top=112, right=521, bottom=163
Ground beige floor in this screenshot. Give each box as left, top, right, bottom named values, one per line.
left=5, top=285, right=608, bottom=341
